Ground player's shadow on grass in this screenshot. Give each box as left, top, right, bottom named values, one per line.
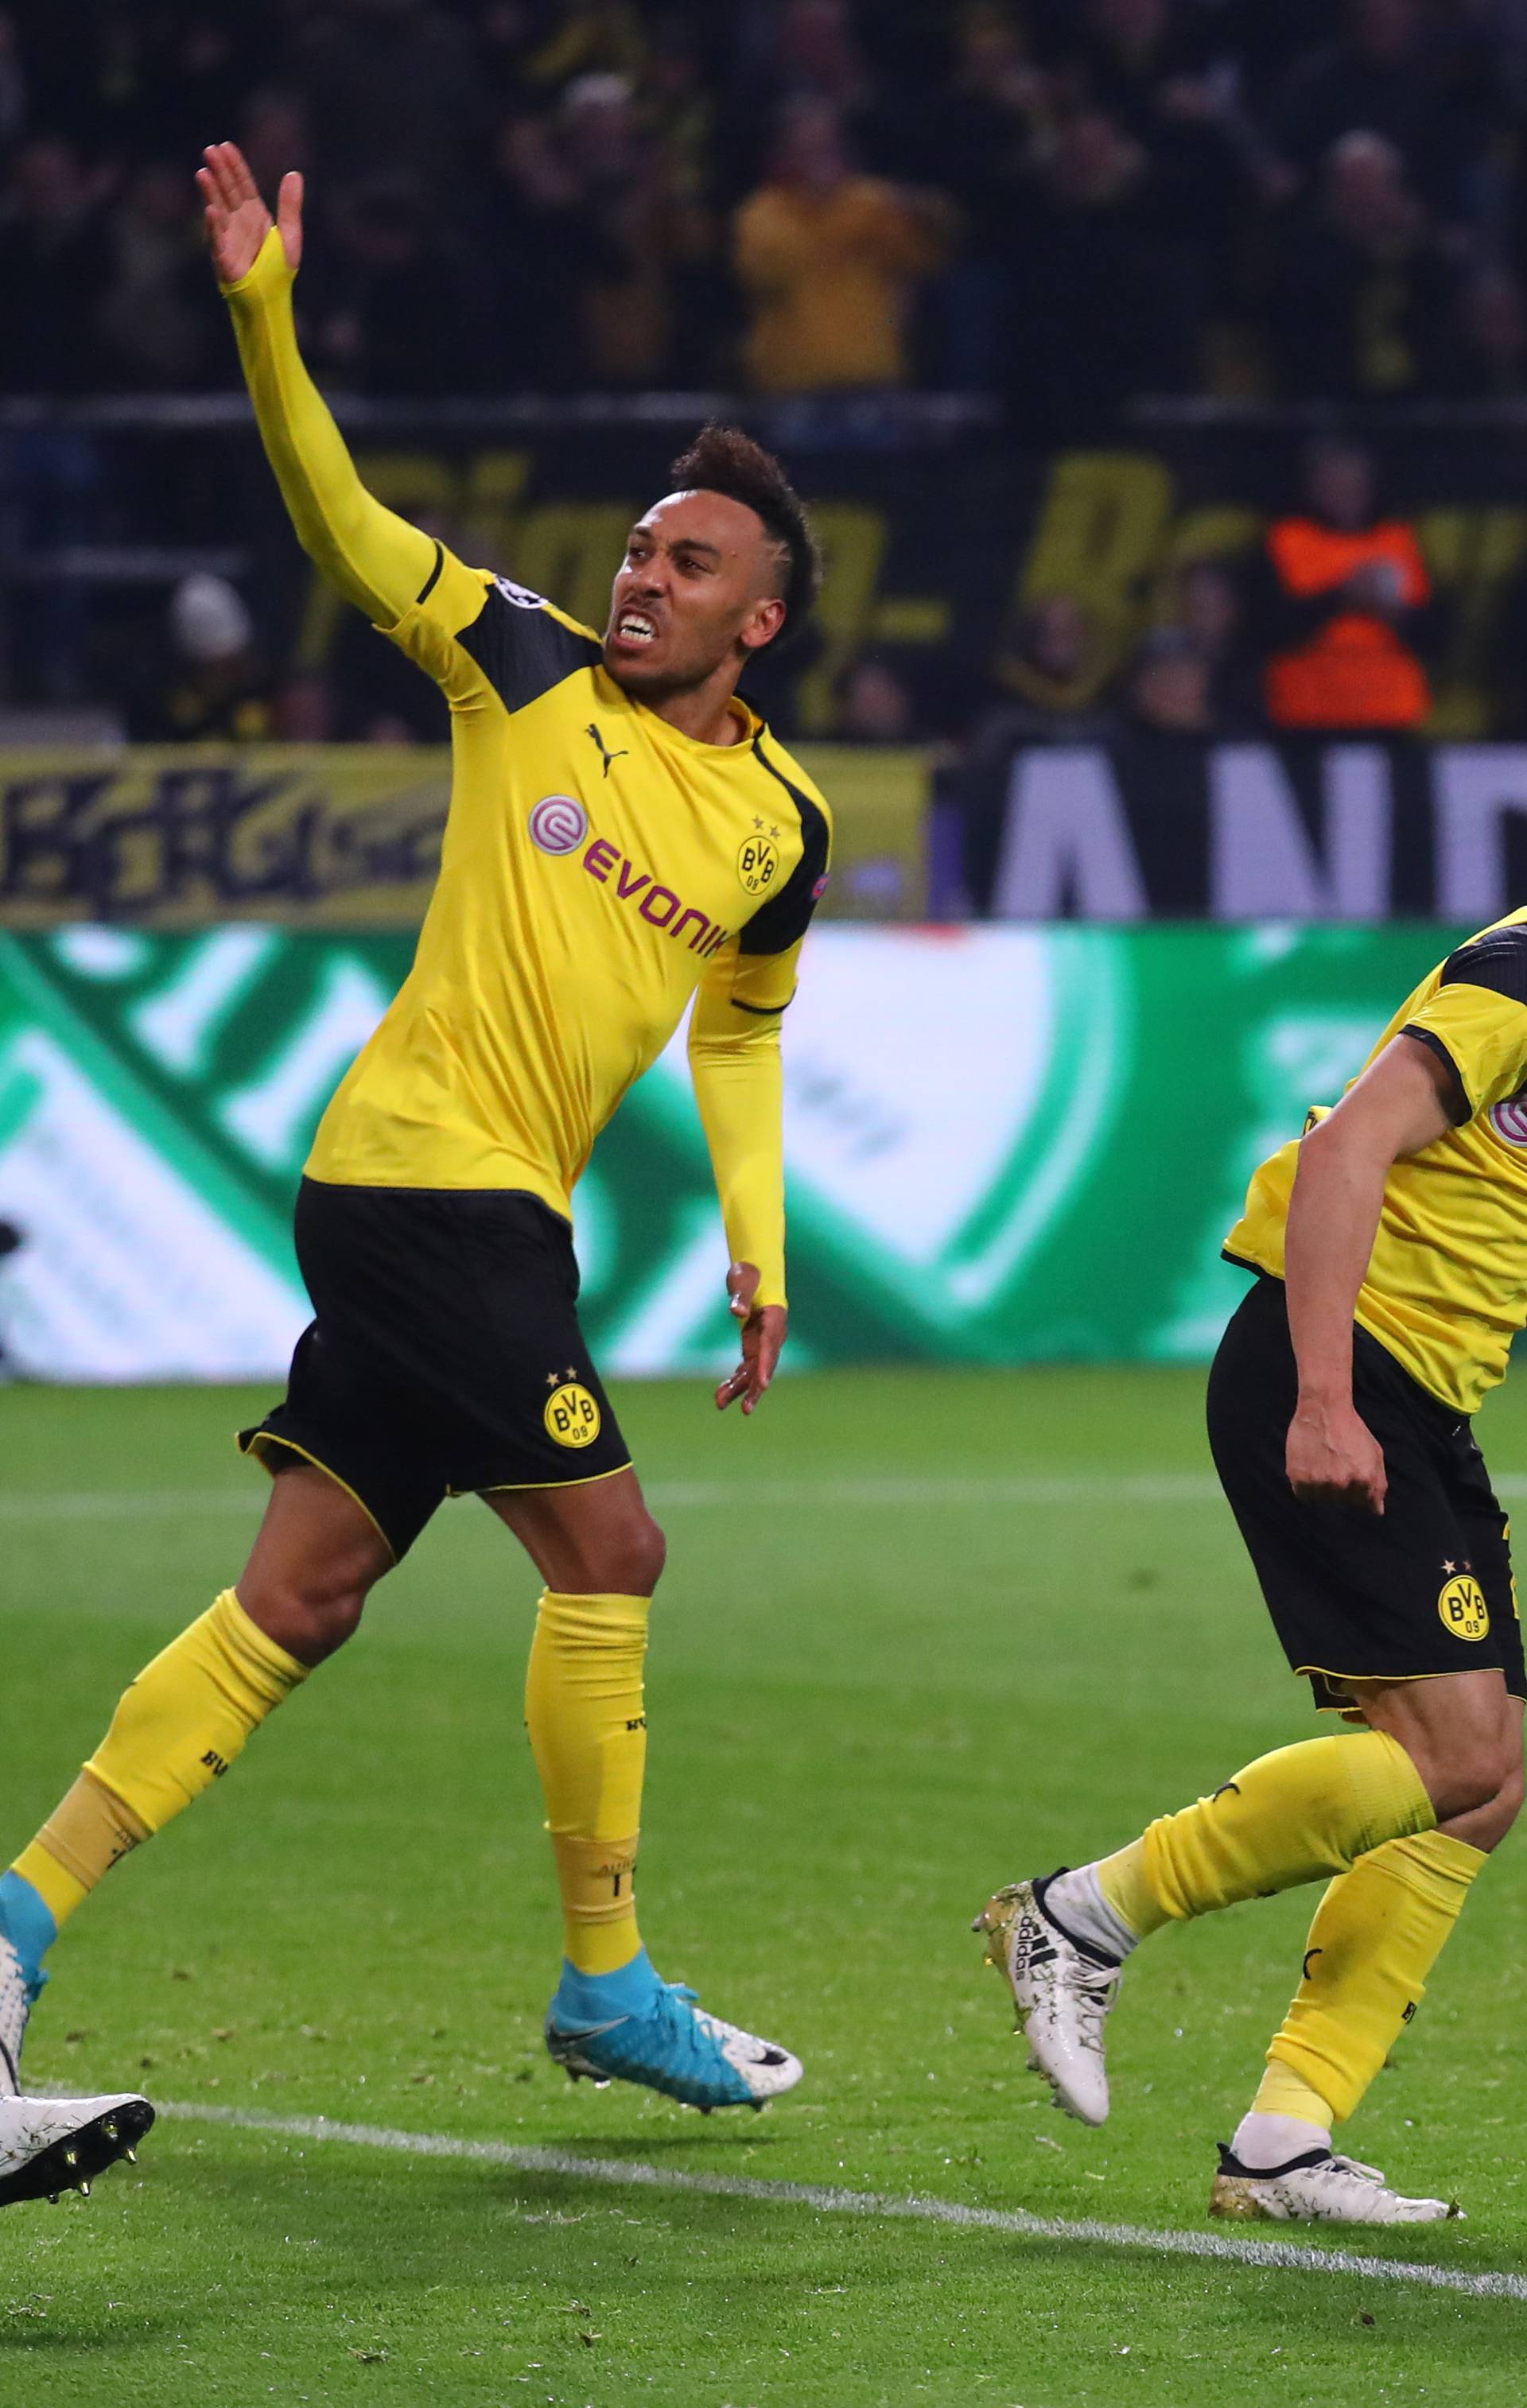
left=0, top=2308, right=181, bottom=2357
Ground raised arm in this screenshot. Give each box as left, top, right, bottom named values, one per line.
left=689, top=938, right=801, bottom=1416
left=1283, top=1035, right=1458, bottom=1512
left=197, top=143, right=437, bottom=626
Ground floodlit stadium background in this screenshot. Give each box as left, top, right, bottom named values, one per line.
left=11, top=16, right=1527, bottom=2408
left=7, top=6, right=1527, bottom=1377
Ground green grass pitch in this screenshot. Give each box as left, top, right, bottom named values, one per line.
left=5, top=1364, right=1527, bottom=2407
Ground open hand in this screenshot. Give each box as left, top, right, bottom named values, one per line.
left=714, top=1261, right=787, bottom=1417
left=196, top=142, right=303, bottom=285
left=1287, top=1397, right=1387, bottom=1514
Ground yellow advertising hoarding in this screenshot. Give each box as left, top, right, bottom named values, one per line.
left=0, top=744, right=927, bottom=928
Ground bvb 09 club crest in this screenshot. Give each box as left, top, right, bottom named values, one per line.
left=738, top=829, right=779, bottom=895
left=1439, top=1573, right=1490, bottom=1641
left=545, top=1377, right=601, bottom=1448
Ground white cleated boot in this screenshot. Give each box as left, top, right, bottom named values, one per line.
left=1209, top=2142, right=1460, bottom=2224
left=972, top=1871, right=1120, bottom=2127
left=0, top=1929, right=154, bottom=2208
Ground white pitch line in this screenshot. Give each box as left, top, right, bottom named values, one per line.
left=161, top=2100, right=1527, bottom=2303
left=0, top=1473, right=1240, bottom=1521
left=7, top=1470, right=1527, bottom=1521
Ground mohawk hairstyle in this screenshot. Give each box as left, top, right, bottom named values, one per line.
left=668, top=423, right=822, bottom=647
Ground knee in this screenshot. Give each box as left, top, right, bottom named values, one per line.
left=239, top=1567, right=370, bottom=1667
left=571, top=1509, right=665, bottom=1598
left=604, top=1513, right=666, bottom=1598
left=1421, top=1739, right=1519, bottom=1826
left=1468, top=1757, right=1525, bottom=1851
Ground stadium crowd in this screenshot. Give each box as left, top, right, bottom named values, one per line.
left=3, top=0, right=1527, bottom=411
left=5, top=0, right=1527, bottom=740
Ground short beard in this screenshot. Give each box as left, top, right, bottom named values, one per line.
left=601, top=638, right=736, bottom=703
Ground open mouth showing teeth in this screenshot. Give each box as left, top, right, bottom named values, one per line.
left=616, top=616, right=657, bottom=643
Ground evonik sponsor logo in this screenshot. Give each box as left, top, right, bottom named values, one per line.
left=582, top=833, right=730, bottom=955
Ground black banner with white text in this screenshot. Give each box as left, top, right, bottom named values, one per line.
left=954, top=737, right=1527, bottom=922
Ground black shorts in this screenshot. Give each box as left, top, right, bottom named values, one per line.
left=1206, top=1274, right=1525, bottom=1711
left=239, top=1179, right=631, bottom=1560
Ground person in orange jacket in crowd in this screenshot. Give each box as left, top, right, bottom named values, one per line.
left=1260, top=438, right=1435, bottom=732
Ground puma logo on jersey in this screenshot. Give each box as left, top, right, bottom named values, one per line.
left=585, top=721, right=628, bottom=778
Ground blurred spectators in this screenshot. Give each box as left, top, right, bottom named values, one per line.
left=1448, top=265, right=1527, bottom=397
left=1120, top=626, right=1216, bottom=734
left=1255, top=437, right=1434, bottom=732
left=0, top=138, right=108, bottom=393
left=307, top=177, right=485, bottom=394
left=0, top=13, right=25, bottom=173
left=1168, top=558, right=1263, bottom=729
left=733, top=99, right=952, bottom=392
left=0, top=4, right=1525, bottom=411
left=994, top=103, right=1207, bottom=429
left=1269, top=131, right=1455, bottom=399
left=985, top=596, right=1113, bottom=742
left=128, top=573, right=273, bottom=740
left=94, top=159, right=213, bottom=389
left=831, top=651, right=921, bottom=743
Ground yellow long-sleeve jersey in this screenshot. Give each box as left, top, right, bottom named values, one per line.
left=1227, top=911, right=1527, bottom=1413
left=224, top=231, right=831, bottom=1306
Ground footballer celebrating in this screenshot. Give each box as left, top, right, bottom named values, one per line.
left=0, top=144, right=829, bottom=2207
left=976, top=915, right=1527, bottom=2223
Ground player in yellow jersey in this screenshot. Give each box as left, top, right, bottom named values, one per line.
left=974, top=916, right=1527, bottom=2224
left=0, top=144, right=831, bottom=2205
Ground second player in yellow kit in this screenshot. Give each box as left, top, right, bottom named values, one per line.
left=0, top=145, right=826, bottom=2202
left=971, top=913, right=1527, bottom=2228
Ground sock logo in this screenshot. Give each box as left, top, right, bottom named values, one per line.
left=200, top=1748, right=231, bottom=1778
left=1438, top=1573, right=1490, bottom=1642
left=625, top=1715, right=647, bottom=1732
left=1302, top=1946, right=1323, bottom=1983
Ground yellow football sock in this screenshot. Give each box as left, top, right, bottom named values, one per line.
left=525, top=1590, right=650, bottom=1978
left=9, top=1590, right=307, bottom=1928
left=1251, top=2060, right=1335, bottom=2130
left=1095, top=1731, right=1435, bottom=1938
left=1263, top=1829, right=1484, bottom=2123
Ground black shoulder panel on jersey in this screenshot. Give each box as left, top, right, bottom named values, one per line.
left=1439, top=922, right=1527, bottom=1007
left=455, top=581, right=601, bottom=713
left=740, top=736, right=830, bottom=957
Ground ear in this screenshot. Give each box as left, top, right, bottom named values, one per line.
left=738, top=595, right=787, bottom=657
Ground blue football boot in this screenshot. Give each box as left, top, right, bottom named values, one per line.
left=0, top=1873, right=154, bottom=2207
left=544, top=1951, right=802, bottom=2112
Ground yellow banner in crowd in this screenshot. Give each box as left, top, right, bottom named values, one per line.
left=0, top=744, right=928, bottom=928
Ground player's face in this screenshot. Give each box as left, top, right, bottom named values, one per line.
left=604, top=491, right=786, bottom=699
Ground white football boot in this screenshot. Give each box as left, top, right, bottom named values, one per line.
left=0, top=1929, right=154, bottom=2207
left=972, top=1871, right=1120, bottom=2126
left=1210, top=2142, right=1459, bottom=2224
